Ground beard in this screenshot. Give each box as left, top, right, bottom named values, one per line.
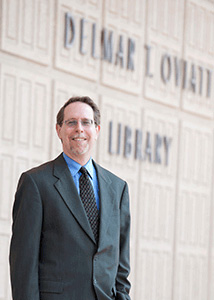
left=66, top=137, right=90, bottom=159
left=69, top=143, right=89, bottom=156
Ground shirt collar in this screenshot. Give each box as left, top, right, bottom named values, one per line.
left=63, top=153, right=93, bottom=179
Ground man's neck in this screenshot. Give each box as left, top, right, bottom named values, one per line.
left=63, top=152, right=91, bottom=166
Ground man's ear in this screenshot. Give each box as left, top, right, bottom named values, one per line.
left=56, top=124, right=61, bottom=139
left=95, top=125, right=101, bottom=140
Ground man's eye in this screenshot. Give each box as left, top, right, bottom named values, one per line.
left=82, top=121, right=91, bottom=126
left=68, top=121, right=77, bottom=126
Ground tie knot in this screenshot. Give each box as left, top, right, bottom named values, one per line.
left=80, top=167, right=88, bottom=176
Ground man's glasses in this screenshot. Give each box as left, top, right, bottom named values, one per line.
left=63, top=119, right=94, bottom=128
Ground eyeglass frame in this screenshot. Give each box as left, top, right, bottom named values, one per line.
left=63, top=118, right=96, bottom=128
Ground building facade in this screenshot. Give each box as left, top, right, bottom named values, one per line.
left=0, top=0, right=214, bottom=299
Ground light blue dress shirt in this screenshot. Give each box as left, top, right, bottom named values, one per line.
left=63, top=153, right=100, bottom=210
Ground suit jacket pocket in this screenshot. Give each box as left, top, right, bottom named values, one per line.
left=39, top=280, right=63, bottom=294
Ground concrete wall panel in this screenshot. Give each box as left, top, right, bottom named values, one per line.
left=55, top=0, right=102, bottom=81
left=101, top=0, right=145, bottom=94
left=1, top=0, right=53, bottom=64
left=174, top=121, right=213, bottom=300
left=182, top=0, right=214, bottom=118
left=0, top=236, right=11, bottom=300
left=144, top=0, right=185, bottom=107
left=134, top=108, right=178, bottom=299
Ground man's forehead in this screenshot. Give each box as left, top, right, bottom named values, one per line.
left=64, top=102, right=94, bottom=117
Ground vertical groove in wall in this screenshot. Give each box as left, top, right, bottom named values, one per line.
left=207, top=129, right=214, bottom=300
left=170, top=0, right=187, bottom=299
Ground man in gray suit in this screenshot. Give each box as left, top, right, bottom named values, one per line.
left=9, top=96, right=131, bottom=300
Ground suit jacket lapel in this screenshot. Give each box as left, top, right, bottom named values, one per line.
left=53, top=154, right=96, bottom=244
left=94, top=162, right=115, bottom=248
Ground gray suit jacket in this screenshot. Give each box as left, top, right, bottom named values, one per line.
left=9, top=154, right=131, bottom=300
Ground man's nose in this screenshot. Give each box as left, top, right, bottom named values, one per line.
left=75, top=121, right=84, bottom=132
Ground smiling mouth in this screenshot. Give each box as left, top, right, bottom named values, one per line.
left=72, top=137, right=86, bottom=141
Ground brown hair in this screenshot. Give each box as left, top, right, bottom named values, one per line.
left=56, top=96, right=100, bottom=126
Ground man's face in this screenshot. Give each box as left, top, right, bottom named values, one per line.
left=56, top=102, right=100, bottom=164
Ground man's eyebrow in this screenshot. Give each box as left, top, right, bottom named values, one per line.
left=66, top=118, right=91, bottom=121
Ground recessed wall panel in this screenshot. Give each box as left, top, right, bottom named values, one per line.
left=0, top=155, right=13, bottom=221
left=1, top=74, right=16, bottom=144
left=98, top=96, right=141, bottom=173
left=174, top=121, right=213, bottom=300
left=55, top=0, right=102, bottom=81
left=17, top=79, right=32, bottom=146
left=134, top=108, right=178, bottom=300
left=0, top=236, right=10, bottom=299
left=138, top=250, right=172, bottom=300
left=0, top=64, right=51, bottom=169
left=1, top=0, right=53, bottom=64
left=144, top=0, right=185, bottom=106
left=182, top=0, right=214, bottom=118
left=101, top=0, right=145, bottom=94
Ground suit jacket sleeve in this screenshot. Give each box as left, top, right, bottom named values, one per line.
left=116, top=182, right=131, bottom=300
left=9, top=172, right=42, bottom=300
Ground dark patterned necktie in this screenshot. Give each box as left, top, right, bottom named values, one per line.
left=79, top=167, right=99, bottom=243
